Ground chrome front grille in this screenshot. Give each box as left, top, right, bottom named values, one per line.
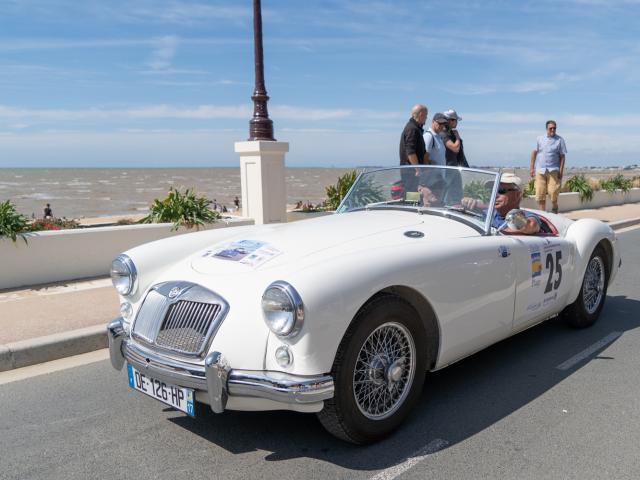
left=133, top=289, right=166, bottom=343
left=155, top=301, right=222, bottom=354
left=131, top=282, right=228, bottom=357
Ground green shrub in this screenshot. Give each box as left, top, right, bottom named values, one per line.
left=141, top=187, right=220, bottom=231
left=0, top=200, right=29, bottom=242
left=325, top=170, right=359, bottom=210
left=564, top=174, right=593, bottom=202
left=463, top=180, right=493, bottom=203
left=523, top=179, right=536, bottom=198
left=600, top=174, right=633, bottom=193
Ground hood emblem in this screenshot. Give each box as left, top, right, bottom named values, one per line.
left=168, top=287, right=182, bottom=299
left=404, top=230, right=424, bottom=238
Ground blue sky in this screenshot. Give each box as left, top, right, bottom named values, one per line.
left=1, top=0, right=639, bottom=168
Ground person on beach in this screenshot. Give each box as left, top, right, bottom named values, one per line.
left=43, top=203, right=53, bottom=219
left=443, top=109, right=468, bottom=168
left=424, top=113, right=449, bottom=166
left=399, top=104, right=429, bottom=191
left=530, top=120, right=567, bottom=214
left=234, top=196, right=240, bottom=209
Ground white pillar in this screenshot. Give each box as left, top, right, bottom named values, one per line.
left=235, top=140, right=289, bottom=224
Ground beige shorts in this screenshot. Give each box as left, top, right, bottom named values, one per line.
left=535, top=170, right=561, bottom=204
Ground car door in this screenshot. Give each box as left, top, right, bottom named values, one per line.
left=510, top=235, right=575, bottom=332
left=432, top=235, right=518, bottom=368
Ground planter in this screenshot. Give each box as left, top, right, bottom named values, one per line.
left=0, top=219, right=253, bottom=290
left=521, top=188, right=640, bottom=213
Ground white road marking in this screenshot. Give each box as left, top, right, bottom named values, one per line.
left=615, top=224, right=640, bottom=234
left=369, top=438, right=449, bottom=480
left=556, top=331, right=622, bottom=371
left=0, top=349, right=109, bottom=386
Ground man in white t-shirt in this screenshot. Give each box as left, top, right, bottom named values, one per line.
left=424, top=113, right=448, bottom=166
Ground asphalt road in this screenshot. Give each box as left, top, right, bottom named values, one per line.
left=2, top=227, right=639, bottom=480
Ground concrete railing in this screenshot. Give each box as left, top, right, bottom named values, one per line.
left=0, top=219, right=253, bottom=290
left=520, top=188, right=640, bottom=212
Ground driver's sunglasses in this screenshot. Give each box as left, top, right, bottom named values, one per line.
left=498, top=188, right=519, bottom=194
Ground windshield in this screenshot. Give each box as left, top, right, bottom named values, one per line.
left=337, top=166, right=500, bottom=232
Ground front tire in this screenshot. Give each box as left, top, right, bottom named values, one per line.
left=564, top=245, right=609, bottom=328
left=317, top=295, right=428, bottom=444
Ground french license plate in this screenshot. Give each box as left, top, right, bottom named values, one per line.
left=127, top=364, right=195, bottom=417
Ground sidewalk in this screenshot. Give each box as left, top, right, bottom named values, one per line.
left=2, top=202, right=640, bottom=372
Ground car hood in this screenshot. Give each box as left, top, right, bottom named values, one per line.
left=190, top=210, right=478, bottom=275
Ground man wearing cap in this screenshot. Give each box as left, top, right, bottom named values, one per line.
left=399, top=104, right=428, bottom=191
left=443, top=109, right=468, bottom=168
left=530, top=120, right=567, bottom=214
left=462, top=173, right=541, bottom=234
left=424, top=113, right=449, bottom=166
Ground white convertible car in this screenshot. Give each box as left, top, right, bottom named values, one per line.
left=108, top=166, right=620, bottom=444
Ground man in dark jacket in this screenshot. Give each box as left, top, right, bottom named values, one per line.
left=399, top=104, right=428, bottom=191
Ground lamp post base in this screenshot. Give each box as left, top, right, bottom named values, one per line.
left=235, top=141, right=289, bottom=225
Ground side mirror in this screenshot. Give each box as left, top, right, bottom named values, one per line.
left=504, top=209, right=527, bottom=231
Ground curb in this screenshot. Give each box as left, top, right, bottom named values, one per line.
left=609, top=217, right=640, bottom=231
left=0, top=325, right=106, bottom=373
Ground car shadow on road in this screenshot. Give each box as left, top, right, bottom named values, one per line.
left=168, top=294, right=640, bottom=470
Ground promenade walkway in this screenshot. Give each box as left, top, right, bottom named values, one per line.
left=2, top=202, right=640, bottom=371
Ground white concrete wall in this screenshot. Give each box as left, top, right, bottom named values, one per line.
left=521, top=188, right=640, bottom=212
left=0, top=219, right=253, bottom=290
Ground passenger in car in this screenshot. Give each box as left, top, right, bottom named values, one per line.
left=417, top=176, right=446, bottom=207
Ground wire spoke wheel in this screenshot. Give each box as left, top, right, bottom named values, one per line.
left=352, top=322, right=416, bottom=420
left=583, top=255, right=605, bottom=314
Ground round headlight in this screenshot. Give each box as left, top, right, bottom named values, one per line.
left=261, top=281, right=304, bottom=337
left=110, top=255, right=137, bottom=296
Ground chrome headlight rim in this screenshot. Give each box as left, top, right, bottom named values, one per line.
left=261, top=280, right=304, bottom=338
left=111, top=254, right=138, bottom=296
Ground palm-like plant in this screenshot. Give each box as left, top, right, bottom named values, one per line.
left=564, top=174, right=594, bottom=202
left=0, top=200, right=29, bottom=243
left=523, top=179, right=536, bottom=198
left=463, top=180, right=493, bottom=203
left=325, top=171, right=359, bottom=210
left=141, top=187, right=220, bottom=231
left=600, top=174, right=633, bottom=193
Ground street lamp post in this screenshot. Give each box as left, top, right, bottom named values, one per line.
left=235, top=0, right=288, bottom=224
left=249, top=0, right=275, bottom=141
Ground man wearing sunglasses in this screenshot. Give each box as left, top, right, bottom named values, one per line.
left=530, top=120, right=567, bottom=214
left=462, top=173, right=541, bottom=234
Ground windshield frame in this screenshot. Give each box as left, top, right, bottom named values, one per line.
left=336, top=165, right=502, bottom=236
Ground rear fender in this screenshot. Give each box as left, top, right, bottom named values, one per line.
left=564, top=219, right=617, bottom=304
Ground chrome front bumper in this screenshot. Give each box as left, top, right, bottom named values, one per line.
left=107, top=318, right=334, bottom=413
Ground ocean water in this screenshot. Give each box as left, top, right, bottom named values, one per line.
left=1, top=166, right=634, bottom=219
left=0, top=168, right=356, bottom=219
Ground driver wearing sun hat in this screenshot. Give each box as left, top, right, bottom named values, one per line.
left=462, top=172, right=541, bottom=234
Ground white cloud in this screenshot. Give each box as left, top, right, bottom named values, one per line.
left=146, top=36, right=179, bottom=70
left=0, top=37, right=245, bottom=52
left=106, top=1, right=253, bottom=25
left=0, top=104, right=399, bottom=122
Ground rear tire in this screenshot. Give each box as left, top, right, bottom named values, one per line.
left=564, top=245, right=609, bottom=328
left=317, top=295, right=428, bottom=444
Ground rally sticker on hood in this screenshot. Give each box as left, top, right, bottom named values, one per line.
left=200, top=240, right=282, bottom=268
